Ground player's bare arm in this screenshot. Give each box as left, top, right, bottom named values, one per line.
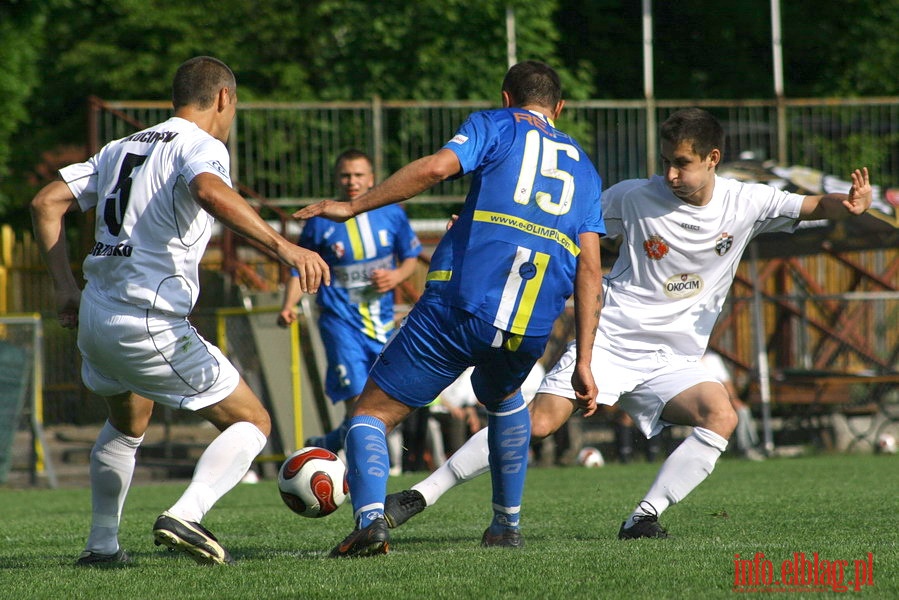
left=571, top=230, right=603, bottom=417
left=29, top=179, right=82, bottom=328
left=800, top=167, right=872, bottom=220
left=293, top=149, right=461, bottom=222
left=190, top=173, right=330, bottom=293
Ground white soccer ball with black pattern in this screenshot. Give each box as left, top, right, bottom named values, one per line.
left=577, top=446, right=605, bottom=468
left=278, top=447, right=348, bottom=518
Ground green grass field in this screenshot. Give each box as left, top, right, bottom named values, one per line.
left=1, top=453, right=896, bottom=599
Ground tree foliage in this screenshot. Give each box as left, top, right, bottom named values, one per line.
left=3, top=0, right=899, bottom=224
left=0, top=2, right=49, bottom=211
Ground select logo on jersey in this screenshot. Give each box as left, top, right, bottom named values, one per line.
left=644, top=234, right=669, bottom=260
left=664, top=273, right=703, bottom=299
left=715, top=232, right=734, bottom=256
left=206, top=159, right=228, bottom=177
left=331, top=241, right=346, bottom=259
left=449, top=134, right=469, bottom=145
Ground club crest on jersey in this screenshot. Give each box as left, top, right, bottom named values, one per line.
left=643, top=234, right=669, bottom=260
left=715, top=232, right=734, bottom=256
left=331, top=241, right=346, bottom=259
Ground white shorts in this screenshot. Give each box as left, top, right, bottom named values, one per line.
left=78, top=287, right=240, bottom=411
left=538, top=334, right=718, bottom=438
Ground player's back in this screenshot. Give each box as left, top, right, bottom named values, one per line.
left=62, top=117, right=229, bottom=316
left=428, top=107, right=604, bottom=336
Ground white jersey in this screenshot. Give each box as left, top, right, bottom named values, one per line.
left=60, top=117, right=232, bottom=317
left=600, top=174, right=804, bottom=357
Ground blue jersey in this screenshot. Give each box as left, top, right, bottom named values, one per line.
left=426, top=108, right=605, bottom=336
left=296, top=205, right=421, bottom=342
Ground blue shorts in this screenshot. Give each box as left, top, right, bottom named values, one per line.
left=369, top=294, right=549, bottom=409
left=319, top=310, right=386, bottom=404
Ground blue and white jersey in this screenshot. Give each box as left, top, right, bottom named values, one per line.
left=297, top=205, right=421, bottom=343
left=426, top=108, right=605, bottom=336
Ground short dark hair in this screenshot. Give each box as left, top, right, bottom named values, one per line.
left=502, top=61, right=562, bottom=109
left=172, top=56, right=236, bottom=110
left=334, top=149, right=373, bottom=172
left=660, top=108, right=725, bottom=158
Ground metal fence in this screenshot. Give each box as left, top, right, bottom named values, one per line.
left=8, top=96, right=894, bottom=431
left=91, top=96, right=899, bottom=209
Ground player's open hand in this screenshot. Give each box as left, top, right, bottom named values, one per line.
left=844, top=167, right=872, bottom=215
left=292, top=200, right=355, bottom=223
left=282, top=246, right=330, bottom=293
left=571, top=363, right=598, bottom=417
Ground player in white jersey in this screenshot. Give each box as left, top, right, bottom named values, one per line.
left=30, top=56, right=329, bottom=566
left=383, top=107, right=872, bottom=539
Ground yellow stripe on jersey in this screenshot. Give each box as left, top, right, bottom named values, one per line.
left=359, top=301, right=377, bottom=339
left=509, top=251, right=550, bottom=335
left=426, top=270, right=452, bottom=282
left=473, top=210, right=579, bottom=257
left=345, top=218, right=365, bottom=259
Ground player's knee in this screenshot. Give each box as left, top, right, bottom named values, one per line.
left=528, top=393, right=571, bottom=440
left=248, top=406, right=272, bottom=437
left=530, top=411, right=558, bottom=440
left=702, top=402, right=737, bottom=438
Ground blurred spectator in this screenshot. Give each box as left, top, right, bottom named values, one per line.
left=701, top=351, right=765, bottom=461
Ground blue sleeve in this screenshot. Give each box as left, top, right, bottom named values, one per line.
left=441, top=111, right=500, bottom=176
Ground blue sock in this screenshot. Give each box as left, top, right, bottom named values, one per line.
left=485, top=391, right=529, bottom=531
left=345, top=415, right=388, bottom=528
left=322, top=417, right=350, bottom=452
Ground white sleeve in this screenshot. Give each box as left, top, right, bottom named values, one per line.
left=59, top=157, right=101, bottom=212
left=180, top=137, right=232, bottom=188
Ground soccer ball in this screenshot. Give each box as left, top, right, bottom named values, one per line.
left=876, top=433, right=897, bottom=455
left=577, top=446, right=605, bottom=468
left=278, top=447, right=348, bottom=517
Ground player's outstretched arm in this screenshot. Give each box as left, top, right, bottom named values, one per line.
left=571, top=231, right=603, bottom=417
left=800, top=167, right=872, bottom=220
left=293, top=149, right=462, bottom=222
left=30, top=180, right=82, bottom=329
left=191, top=173, right=330, bottom=293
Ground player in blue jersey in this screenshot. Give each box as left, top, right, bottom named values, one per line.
left=278, top=149, right=422, bottom=453
left=295, top=61, right=605, bottom=557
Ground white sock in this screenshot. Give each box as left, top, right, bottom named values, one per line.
left=735, top=406, right=759, bottom=450
left=412, top=427, right=490, bottom=506
left=85, top=421, right=143, bottom=554
left=388, top=429, right=403, bottom=476
left=625, top=427, right=727, bottom=528
left=168, top=422, right=266, bottom=523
